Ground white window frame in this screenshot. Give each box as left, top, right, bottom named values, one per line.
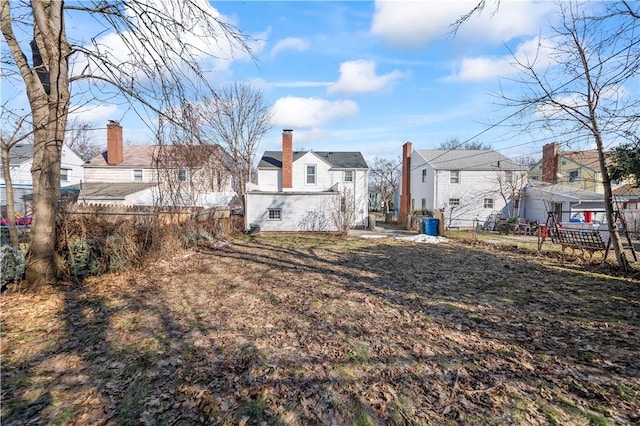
left=421, top=169, right=427, bottom=183
left=421, top=198, right=427, bottom=210
left=344, top=170, right=353, bottom=182
left=450, top=170, right=460, bottom=184
left=449, top=198, right=460, bottom=206
left=305, top=164, right=316, bottom=185
left=133, top=169, right=143, bottom=182
left=484, top=198, right=494, bottom=209
left=60, top=168, right=70, bottom=182
left=268, top=208, right=282, bottom=221
left=505, top=170, right=514, bottom=184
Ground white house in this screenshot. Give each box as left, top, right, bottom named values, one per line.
left=80, top=121, right=237, bottom=208
left=400, top=142, right=528, bottom=228
left=245, top=130, right=369, bottom=232
left=1, top=143, right=84, bottom=214
left=521, top=183, right=606, bottom=225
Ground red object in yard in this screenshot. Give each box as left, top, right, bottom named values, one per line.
left=584, top=211, right=593, bottom=223
left=539, top=225, right=549, bottom=242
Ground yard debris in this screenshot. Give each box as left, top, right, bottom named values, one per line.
left=1, top=234, right=638, bottom=425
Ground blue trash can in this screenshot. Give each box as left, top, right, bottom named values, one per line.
left=424, top=218, right=439, bottom=236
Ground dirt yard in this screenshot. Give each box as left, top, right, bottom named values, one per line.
left=1, top=233, right=639, bottom=425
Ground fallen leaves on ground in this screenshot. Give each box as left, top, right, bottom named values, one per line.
left=1, top=233, right=639, bottom=425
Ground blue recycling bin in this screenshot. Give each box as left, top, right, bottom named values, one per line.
left=424, top=218, right=439, bottom=236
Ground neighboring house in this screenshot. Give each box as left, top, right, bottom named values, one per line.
left=399, top=142, right=528, bottom=228
left=244, top=129, right=369, bottom=232
left=529, top=142, right=626, bottom=193
left=613, top=184, right=640, bottom=210
left=81, top=121, right=236, bottom=208
left=521, top=182, right=606, bottom=224
left=0, top=143, right=84, bottom=215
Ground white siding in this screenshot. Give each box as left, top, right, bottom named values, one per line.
left=252, top=152, right=369, bottom=230
left=245, top=192, right=341, bottom=232
left=83, top=167, right=154, bottom=183
left=410, top=150, right=522, bottom=228
left=257, top=169, right=280, bottom=191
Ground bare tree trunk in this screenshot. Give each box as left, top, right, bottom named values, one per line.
left=1, top=146, right=19, bottom=247
left=22, top=0, right=71, bottom=286
left=594, top=130, right=629, bottom=270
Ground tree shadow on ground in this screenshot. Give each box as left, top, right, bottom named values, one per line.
left=1, top=234, right=639, bottom=424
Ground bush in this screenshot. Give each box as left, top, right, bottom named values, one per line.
left=0, top=246, right=25, bottom=288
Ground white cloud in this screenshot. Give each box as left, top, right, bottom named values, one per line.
left=371, top=0, right=556, bottom=48
left=271, top=97, right=359, bottom=128
left=69, top=104, right=120, bottom=124
left=249, top=78, right=332, bottom=90
left=448, top=36, right=556, bottom=82
left=70, top=1, right=262, bottom=82
left=328, top=60, right=405, bottom=95
left=270, top=37, right=309, bottom=58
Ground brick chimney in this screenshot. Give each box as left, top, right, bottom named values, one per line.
left=542, top=142, right=558, bottom=183
left=106, top=120, right=123, bottom=165
left=399, top=142, right=412, bottom=224
left=282, top=129, right=293, bottom=190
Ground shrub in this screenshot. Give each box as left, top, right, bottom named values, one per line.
left=0, top=246, right=25, bottom=288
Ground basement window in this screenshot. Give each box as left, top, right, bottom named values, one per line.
left=449, top=198, right=460, bottom=206
left=268, top=208, right=282, bottom=221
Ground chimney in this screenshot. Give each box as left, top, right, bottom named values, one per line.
left=106, top=120, right=123, bottom=165
left=542, top=142, right=558, bottom=183
left=282, top=129, right=293, bottom=190
left=399, top=142, right=412, bottom=225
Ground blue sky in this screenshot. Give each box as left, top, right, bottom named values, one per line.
left=6, top=1, right=627, bottom=165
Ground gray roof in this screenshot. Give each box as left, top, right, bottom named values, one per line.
left=8, top=144, right=33, bottom=165
left=259, top=151, right=368, bottom=170
left=525, top=183, right=604, bottom=201
left=415, top=149, right=525, bottom=171
left=71, top=182, right=156, bottom=200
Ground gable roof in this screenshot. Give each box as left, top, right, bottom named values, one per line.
left=259, top=151, right=368, bottom=169
left=415, top=149, right=525, bottom=171
left=71, top=182, right=156, bottom=199
left=525, top=182, right=604, bottom=201
left=85, top=146, right=156, bottom=168
left=561, top=150, right=601, bottom=171
left=8, top=144, right=33, bottom=165
left=84, top=144, right=227, bottom=168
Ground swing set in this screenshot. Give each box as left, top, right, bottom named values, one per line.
left=537, top=200, right=637, bottom=261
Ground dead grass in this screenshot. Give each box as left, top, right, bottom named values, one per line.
left=1, top=233, right=639, bottom=425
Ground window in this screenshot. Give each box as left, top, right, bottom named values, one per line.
left=60, top=168, right=70, bottom=181
left=421, top=198, right=427, bottom=210
left=411, top=199, right=415, bottom=211
left=344, top=170, right=353, bottom=182
left=484, top=198, right=494, bottom=209
left=567, top=169, right=580, bottom=183
left=449, top=198, right=460, bottom=206
left=306, top=165, right=316, bottom=184
left=505, top=170, right=513, bottom=184
left=450, top=170, right=460, bottom=184
left=178, top=168, right=187, bottom=182
left=268, top=208, right=281, bottom=220
left=531, top=174, right=540, bottom=181
left=133, top=169, right=143, bottom=182
left=422, top=169, right=427, bottom=183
